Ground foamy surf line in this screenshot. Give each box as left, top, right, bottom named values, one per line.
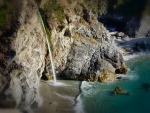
left=123, top=52, right=150, bottom=61
left=117, top=73, right=139, bottom=81
left=74, top=81, right=85, bottom=113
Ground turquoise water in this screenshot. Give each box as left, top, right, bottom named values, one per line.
left=76, top=55, right=150, bottom=113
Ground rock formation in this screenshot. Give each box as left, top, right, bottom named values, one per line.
left=113, top=87, right=129, bottom=95
left=0, top=0, right=129, bottom=111
left=62, top=20, right=127, bottom=82
left=0, top=0, right=46, bottom=111
left=40, top=0, right=127, bottom=82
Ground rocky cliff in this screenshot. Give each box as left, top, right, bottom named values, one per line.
left=40, top=0, right=127, bottom=82
left=0, top=0, right=128, bottom=112
left=0, top=0, right=46, bottom=112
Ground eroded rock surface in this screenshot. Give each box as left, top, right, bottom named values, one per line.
left=0, top=0, right=46, bottom=111
left=61, top=16, right=127, bottom=82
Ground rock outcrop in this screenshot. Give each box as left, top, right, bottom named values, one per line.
left=0, top=0, right=129, bottom=111
left=28, top=0, right=130, bottom=84
left=0, top=0, right=46, bottom=111
left=59, top=13, right=127, bottom=82
left=113, top=87, right=129, bottom=95
left=38, top=0, right=128, bottom=82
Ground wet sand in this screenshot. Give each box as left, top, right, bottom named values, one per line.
left=34, top=80, right=80, bottom=113
left=0, top=109, right=21, bottom=113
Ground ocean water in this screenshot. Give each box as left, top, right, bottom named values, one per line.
left=75, top=55, right=150, bottom=113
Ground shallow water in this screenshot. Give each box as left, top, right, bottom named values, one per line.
left=76, top=55, right=150, bottom=113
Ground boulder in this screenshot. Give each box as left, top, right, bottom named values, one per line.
left=125, top=48, right=133, bottom=53
left=117, top=32, right=125, bottom=37
left=116, top=76, right=124, bottom=80
left=135, top=40, right=149, bottom=51
left=113, top=87, right=129, bottom=95
left=122, top=35, right=129, bottom=41
left=142, top=83, right=150, bottom=91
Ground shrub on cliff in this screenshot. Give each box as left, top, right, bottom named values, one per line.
left=0, top=1, right=16, bottom=32
left=44, top=0, right=65, bottom=23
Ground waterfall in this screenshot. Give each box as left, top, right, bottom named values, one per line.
left=38, top=11, right=57, bottom=84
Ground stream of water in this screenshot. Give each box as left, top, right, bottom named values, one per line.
left=38, top=11, right=57, bottom=84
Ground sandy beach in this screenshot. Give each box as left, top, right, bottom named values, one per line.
left=34, top=80, right=80, bottom=113
left=0, top=80, right=80, bottom=113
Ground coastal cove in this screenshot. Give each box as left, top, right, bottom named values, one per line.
left=75, top=54, right=150, bottom=113
left=0, top=0, right=150, bottom=112
left=34, top=54, right=150, bottom=113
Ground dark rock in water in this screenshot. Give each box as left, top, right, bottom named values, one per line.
left=125, top=48, right=133, bottom=54
left=136, top=83, right=150, bottom=92
left=113, top=87, right=129, bottom=95
left=116, top=76, right=123, bottom=80
left=135, top=41, right=149, bottom=52
left=142, top=83, right=150, bottom=91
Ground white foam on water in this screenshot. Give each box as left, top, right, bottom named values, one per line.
left=123, top=54, right=139, bottom=61
left=117, top=74, right=139, bottom=81
left=123, top=52, right=150, bottom=61
left=81, top=81, right=92, bottom=88
left=74, top=95, right=85, bottom=113
left=46, top=80, right=72, bottom=86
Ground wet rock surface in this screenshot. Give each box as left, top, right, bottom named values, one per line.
left=113, top=87, right=130, bottom=95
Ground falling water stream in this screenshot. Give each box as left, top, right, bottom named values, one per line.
left=38, top=11, right=57, bottom=84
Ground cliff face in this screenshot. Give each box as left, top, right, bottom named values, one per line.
left=0, top=0, right=46, bottom=111
left=41, top=1, right=127, bottom=82
left=0, top=0, right=128, bottom=111
left=61, top=15, right=126, bottom=82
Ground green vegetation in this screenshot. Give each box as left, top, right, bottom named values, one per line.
left=0, top=0, right=15, bottom=31
left=80, top=0, right=107, bottom=15
left=45, top=74, right=53, bottom=80
left=46, top=27, right=53, bottom=52
left=74, top=8, right=81, bottom=15
left=39, top=8, right=53, bottom=52
left=44, top=0, right=65, bottom=22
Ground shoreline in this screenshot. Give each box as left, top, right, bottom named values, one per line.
left=115, top=37, right=150, bottom=61
left=123, top=51, right=150, bottom=61
left=34, top=80, right=80, bottom=113
left=34, top=37, right=150, bottom=113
